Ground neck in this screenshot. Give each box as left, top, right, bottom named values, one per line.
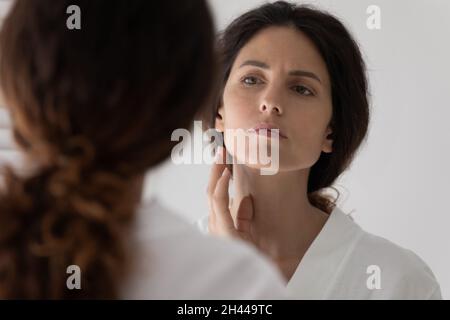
left=230, top=164, right=329, bottom=271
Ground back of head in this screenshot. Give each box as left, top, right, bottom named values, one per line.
left=0, top=0, right=216, bottom=299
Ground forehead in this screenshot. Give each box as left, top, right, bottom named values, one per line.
left=232, top=26, right=330, bottom=87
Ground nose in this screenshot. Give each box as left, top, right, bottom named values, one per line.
left=259, top=102, right=283, bottom=115
left=259, top=88, right=283, bottom=115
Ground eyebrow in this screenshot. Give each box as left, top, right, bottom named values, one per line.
left=239, top=59, right=322, bottom=84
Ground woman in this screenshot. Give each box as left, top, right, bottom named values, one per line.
left=201, top=1, right=441, bottom=299
left=0, top=0, right=287, bottom=299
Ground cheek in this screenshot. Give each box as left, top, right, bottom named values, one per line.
left=285, top=106, right=331, bottom=164
left=222, top=85, right=258, bottom=130
left=222, top=86, right=267, bottom=163
left=295, top=118, right=326, bottom=143
left=290, top=103, right=331, bottom=142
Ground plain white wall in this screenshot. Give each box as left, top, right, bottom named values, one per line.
left=1, top=0, right=449, bottom=298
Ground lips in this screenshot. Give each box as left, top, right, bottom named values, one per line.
left=247, top=123, right=288, bottom=139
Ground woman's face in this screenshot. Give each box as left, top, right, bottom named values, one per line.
left=217, top=26, right=333, bottom=172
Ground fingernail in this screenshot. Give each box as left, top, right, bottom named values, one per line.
left=222, top=167, right=229, bottom=177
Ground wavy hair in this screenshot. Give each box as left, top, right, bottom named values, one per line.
left=0, top=0, right=216, bottom=298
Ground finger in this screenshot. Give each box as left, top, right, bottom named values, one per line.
left=206, top=146, right=229, bottom=235
left=212, top=167, right=235, bottom=232
left=207, top=146, right=228, bottom=228
left=206, top=146, right=227, bottom=201
left=208, top=193, right=217, bottom=233
left=235, top=195, right=254, bottom=234
left=208, top=210, right=216, bottom=233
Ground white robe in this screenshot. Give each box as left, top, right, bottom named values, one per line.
left=196, top=206, right=441, bottom=299
left=121, top=197, right=288, bottom=299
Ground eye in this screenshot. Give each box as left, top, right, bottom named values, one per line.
left=241, top=76, right=263, bottom=86
left=292, top=85, right=314, bottom=96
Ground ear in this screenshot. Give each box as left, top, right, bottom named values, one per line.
left=215, top=105, right=225, bottom=132
left=321, top=125, right=333, bottom=153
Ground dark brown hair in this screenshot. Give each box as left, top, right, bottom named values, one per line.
left=0, top=0, right=216, bottom=298
left=208, top=1, right=370, bottom=213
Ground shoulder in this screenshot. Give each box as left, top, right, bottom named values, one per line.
left=122, top=198, right=287, bottom=299
left=347, top=214, right=441, bottom=299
